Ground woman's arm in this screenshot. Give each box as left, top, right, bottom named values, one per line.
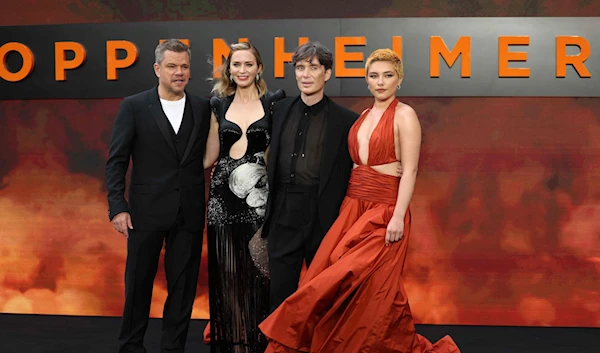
left=385, top=105, right=422, bottom=245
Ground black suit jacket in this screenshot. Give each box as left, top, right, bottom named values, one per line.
left=263, top=95, right=359, bottom=237
left=105, top=86, right=211, bottom=232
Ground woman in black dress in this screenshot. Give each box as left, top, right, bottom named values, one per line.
left=203, top=41, right=285, bottom=353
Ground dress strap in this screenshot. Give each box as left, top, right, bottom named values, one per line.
left=369, top=99, right=398, bottom=166
left=210, top=95, right=234, bottom=121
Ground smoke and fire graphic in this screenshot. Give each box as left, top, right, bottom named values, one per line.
left=0, top=97, right=599, bottom=327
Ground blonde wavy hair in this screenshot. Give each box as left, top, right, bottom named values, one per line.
left=210, top=42, right=267, bottom=98
left=365, top=48, right=404, bottom=78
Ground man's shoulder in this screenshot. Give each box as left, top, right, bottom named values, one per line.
left=186, top=91, right=210, bottom=106
left=272, top=96, right=298, bottom=114
left=327, top=97, right=359, bottom=122
left=120, top=86, right=156, bottom=106
left=276, top=96, right=297, bottom=107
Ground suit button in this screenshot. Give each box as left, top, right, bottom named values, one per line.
left=175, top=188, right=180, bottom=191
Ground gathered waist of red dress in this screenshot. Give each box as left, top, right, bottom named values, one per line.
left=346, top=165, right=399, bottom=205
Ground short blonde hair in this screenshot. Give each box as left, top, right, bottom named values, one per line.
left=365, top=49, right=403, bottom=78
left=210, top=42, right=267, bottom=98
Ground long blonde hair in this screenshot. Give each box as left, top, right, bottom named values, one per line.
left=210, top=42, right=268, bottom=98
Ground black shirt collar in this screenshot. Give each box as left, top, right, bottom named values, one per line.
left=299, top=95, right=328, bottom=115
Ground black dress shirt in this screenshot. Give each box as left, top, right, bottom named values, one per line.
left=276, top=97, right=328, bottom=185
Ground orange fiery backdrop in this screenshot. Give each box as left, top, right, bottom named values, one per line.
left=0, top=96, right=599, bottom=327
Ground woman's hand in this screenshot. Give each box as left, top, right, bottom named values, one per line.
left=385, top=215, right=404, bottom=246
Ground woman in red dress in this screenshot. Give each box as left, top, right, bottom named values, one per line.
left=258, top=49, right=460, bottom=353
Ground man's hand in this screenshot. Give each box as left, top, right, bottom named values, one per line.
left=112, top=212, right=133, bottom=238
left=396, top=163, right=403, bottom=178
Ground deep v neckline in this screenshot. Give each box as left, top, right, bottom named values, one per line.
left=356, top=101, right=396, bottom=165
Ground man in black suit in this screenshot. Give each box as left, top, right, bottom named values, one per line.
left=263, top=42, right=360, bottom=312
left=105, top=39, right=211, bottom=353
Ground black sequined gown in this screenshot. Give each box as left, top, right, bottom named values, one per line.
left=206, top=90, right=285, bottom=353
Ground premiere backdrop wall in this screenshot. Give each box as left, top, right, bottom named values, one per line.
left=1, top=0, right=599, bottom=327
left=1, top=18, right=598, bottom=98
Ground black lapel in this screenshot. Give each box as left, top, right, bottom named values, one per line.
left=179, top=93, right=202, bottom=166
left=318, top=97, right=344, bottom=196
left=148, top=86, right=178, bottom=159
left=267, top=96, right=298, bottom=185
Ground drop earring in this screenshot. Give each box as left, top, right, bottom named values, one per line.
left=256, top=73, right=260, bottom=82
left=397, top=84, right=401, bottom=90
left=229, top=74, right=233, bottom=81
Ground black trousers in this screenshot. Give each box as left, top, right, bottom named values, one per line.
left=118, top=208, right=203, bottom=353
left=267, top=184, right=326, bottom=312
